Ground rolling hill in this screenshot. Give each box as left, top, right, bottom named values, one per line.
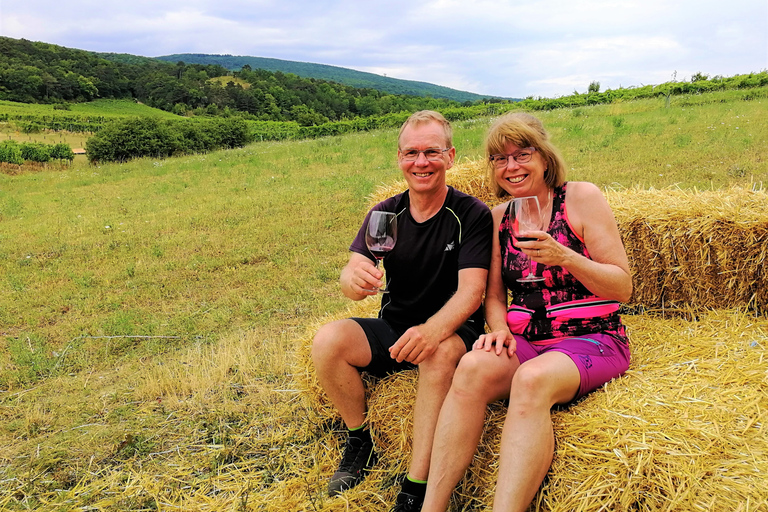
left=155, top=53, right=513, bottom=103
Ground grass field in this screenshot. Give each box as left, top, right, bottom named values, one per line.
left=0, top=98, right=181, bottom=119
left=0, top=88, right=766, bottom=510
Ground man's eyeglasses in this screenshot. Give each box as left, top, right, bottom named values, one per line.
left=400, top=148, right=450, bottom=161
left=489, top=147, right=537, bottom=168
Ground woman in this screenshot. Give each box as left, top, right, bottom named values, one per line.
left=421, top=113, right=632, bottom=512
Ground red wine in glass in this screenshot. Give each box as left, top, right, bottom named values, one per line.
left=508, top=196, right=546, bottom=283
left=365, top=211, right=398, bottom=293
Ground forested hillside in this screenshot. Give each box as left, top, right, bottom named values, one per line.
left=0, top=37, right=492, bottom=125
left=154, top=53, right=504, bottom=103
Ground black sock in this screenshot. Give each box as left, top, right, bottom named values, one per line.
left=401, top=476, right=427, bottom=498
left=348, top=425, right=371, bottom=443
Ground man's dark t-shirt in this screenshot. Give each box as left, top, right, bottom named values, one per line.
left=350, top=186, right=493, bottom=332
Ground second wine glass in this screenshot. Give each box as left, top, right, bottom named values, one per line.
left=509, top=196, right=546, bottom=283
left=365, top=211, right=398, bottom=293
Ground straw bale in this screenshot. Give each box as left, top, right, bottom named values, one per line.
left=465, top=309, right=768, bottom=511
left=606, top=186, right=768, bottom=313
left=372, top=159, right=768, bottom=312
left=294, top=300, right=382, bottom=423
left=282, top=167, right=768, bottom=510
left=291, top=305, right=767, bottom=511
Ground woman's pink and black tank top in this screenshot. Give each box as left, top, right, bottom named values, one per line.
left=499, top=183, right=627, bottom=343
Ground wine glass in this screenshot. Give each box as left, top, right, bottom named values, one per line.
left=365, top=211, right=398, bottom=293
left=509, top=196, right=546, bottom=283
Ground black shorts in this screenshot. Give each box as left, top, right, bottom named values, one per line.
left=350, top=317, right=484, bottom=378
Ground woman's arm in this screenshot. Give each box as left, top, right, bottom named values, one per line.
left=475, top=203, right=517, bottom=356
left=533, top=181, right=632, bottom=302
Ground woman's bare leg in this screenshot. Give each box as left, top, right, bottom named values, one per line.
left=492, top=351, right=580, bottom=512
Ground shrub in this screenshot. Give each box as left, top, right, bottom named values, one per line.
left=50, top=143, right=75, bottom=163
left=85, top=117, right=254, bottom=163
left=206, top=118, right=254, bottom=149
left=19, top=142, right=51, bottom=163
left=20, top=121, right=43, bottom=133
left=0, top=141, right=24, bottom=165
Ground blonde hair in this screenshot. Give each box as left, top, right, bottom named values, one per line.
left=398, top=110, right=453, bottom=148
left=485, top=112, right=567, bottom=198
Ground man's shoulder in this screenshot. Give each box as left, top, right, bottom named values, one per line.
left=375, top=190, right=408, bottom=211
left=446, top=187, right=491, bottom=214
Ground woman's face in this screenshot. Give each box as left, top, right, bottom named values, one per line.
left=492, top=141, right=547, bottom=197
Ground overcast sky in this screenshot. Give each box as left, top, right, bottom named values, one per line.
left=1, top=0, right=766, bottom=98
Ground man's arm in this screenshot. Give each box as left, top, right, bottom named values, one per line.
left=388, top=266, right=488, bottom=364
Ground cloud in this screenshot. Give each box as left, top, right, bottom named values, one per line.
left=1, top=0, right=765, bottom=98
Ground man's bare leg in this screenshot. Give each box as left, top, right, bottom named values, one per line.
left=312, top=319, right=377, bottom=496
left=407, top=334, right=469, bottom=481
left=312, top=319, right=373, bottom=428
left=421, top=350, right=518, bottom=512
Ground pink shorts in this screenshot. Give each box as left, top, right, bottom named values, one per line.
left=513, top=332, right=630, bottom=400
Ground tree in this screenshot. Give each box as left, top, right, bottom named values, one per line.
left=290, top=104, right=329, bottom=126
left=691, top=72, right=709, bottom=82
left=588, top=81, right=600, bottom=94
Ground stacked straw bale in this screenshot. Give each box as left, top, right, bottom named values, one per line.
left=607, top=186, right=768, bottom=312
left=285, top=162, right=768, bottom=510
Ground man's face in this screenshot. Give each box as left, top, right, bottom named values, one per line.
left=397, top=121, right=455, bottom=196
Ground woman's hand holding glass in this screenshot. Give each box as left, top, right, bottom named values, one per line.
left=509, top=196, right=547, bottom=283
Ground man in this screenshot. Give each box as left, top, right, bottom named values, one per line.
left=311, top=110, right=492, bottom=512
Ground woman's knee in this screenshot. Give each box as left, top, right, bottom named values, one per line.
left=512, top=362, right=548, bottom=390
left=509, top=360, right=573, bottom=408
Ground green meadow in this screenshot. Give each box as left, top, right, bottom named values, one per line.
left=0, top=88, right=766, bottom=509
left=0, top=98, right=181, bottom=119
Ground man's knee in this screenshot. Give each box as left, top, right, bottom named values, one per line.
left=418, top=334, right=467, bottom=376
left=312, top=319, right=371, bottom=368
left=312, top=321, right=346, bottom=361
left=452, top=350, right=512, bottom=396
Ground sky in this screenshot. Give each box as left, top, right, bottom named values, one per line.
left=1, top=0, right=766, bottom=99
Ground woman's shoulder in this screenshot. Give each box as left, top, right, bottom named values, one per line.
left=565, top=181, right=608, bottom=205
left=564, top=181, right=614, bottom=224
left=491, top=200, right=510, bottom=215
left=491, top=200, right=510, bottom=213
left=565, top=180, right=602, bottom=195
left=491, top=200, right=509, bottom=223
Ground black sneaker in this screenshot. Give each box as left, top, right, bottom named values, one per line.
left=327, top=435, right=377, bottom=496
left=391, top=491, right=424, bottom=512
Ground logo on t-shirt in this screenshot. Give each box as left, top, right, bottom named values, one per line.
left=444, top=241, right=455, bottom=252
